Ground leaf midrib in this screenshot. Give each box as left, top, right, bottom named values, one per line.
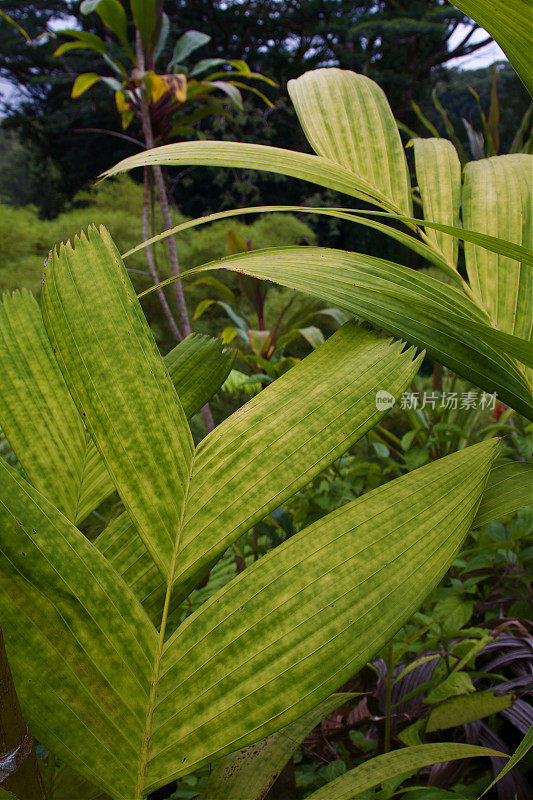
left=134, top=451, right=197, bottom=799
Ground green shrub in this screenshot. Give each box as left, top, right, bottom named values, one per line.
left=0, top=176, right=315, bottom=296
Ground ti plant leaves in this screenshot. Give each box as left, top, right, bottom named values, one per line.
left=0, top=226, right=502, bottom=799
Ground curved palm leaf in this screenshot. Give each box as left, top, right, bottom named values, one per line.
left=450, top=0, right=532, bottom=96
left=139, top=246, right=533, bottom=419
left=102, top=140, right=407, bottom=213
left=288, top=68, right=412, bottom=215
left=305, top=743, right=506, bottom=800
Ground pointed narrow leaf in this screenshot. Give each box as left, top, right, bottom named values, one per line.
left=169, top=30, right=211, bottom=70
left=145, top=440, right=498, bottom=789
left=306, top=743, right=506, bottom=800
left=72, top=72, right=102, bottom=98
left=142, top=247, right=533, bottom=418
left=56, top=29, right=107, bottom=51
left=0, top=458, right=156, bottom=799
left=473, top=461, right=533, bottom=527
left=80, top=0, right=129, bottom=50
left=413, top=138, right=461, bottom=268
left=41, top=226, right=194, bottom=578
left=478, top=723, right=533, bottom=798
left=203, top=694, right=354, bottom=800
left=102, top=141, right=404, bottom=212
left=288, top=68, right=412, bottom=215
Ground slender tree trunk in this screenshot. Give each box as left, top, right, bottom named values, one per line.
left=0, top=626, right=47, bottom=800
left=135, top=31, right=215, bottom=433
left=135, top=31, right=191, bottom=337
left=142, top=169, right=183, bottom=342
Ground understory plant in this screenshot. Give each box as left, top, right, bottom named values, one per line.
left=195, top=229, right=348, bottom=394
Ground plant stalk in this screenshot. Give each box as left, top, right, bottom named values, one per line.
left=135, top=31, right=214, bottom=432
left=142, top=168, right=183, bottom=342
left=0, top=626, right=48, bottom=800
left=135, top=30, right=191, bottom=338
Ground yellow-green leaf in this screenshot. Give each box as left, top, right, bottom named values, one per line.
left=463, top=155, right=533, bottom=353
left=72, top=72, right=101, bottom=98
left=41, top=226, right=194, bottom=578
left=305, top=743, right=506, bottom=800
left=426, top=690, right=513, bottom=732
left=288, top=68, right=412, bottom=215
left=413, top=138, right=461, bottom=268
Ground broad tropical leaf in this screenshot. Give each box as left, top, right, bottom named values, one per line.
left=202, top=693, right=354, bottom=800
left=413, top=138, right=461, bottom=268
left=0, top=290, right=234, bottom=525
left=140, top=246, right=533, bottom=419
left=451, top=0, right=532, bottom=96
left=42, top=228, right=194, bottom=578
left=0, top=437, right=498, bottom=797
left=145, top=440, right=498, bottom=790
left=304, top=743, right=506, bottom=800
left=288, top=68, right=412, bottom=215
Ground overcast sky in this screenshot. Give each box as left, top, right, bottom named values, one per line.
left=446, top=23, right=506, bottom=69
